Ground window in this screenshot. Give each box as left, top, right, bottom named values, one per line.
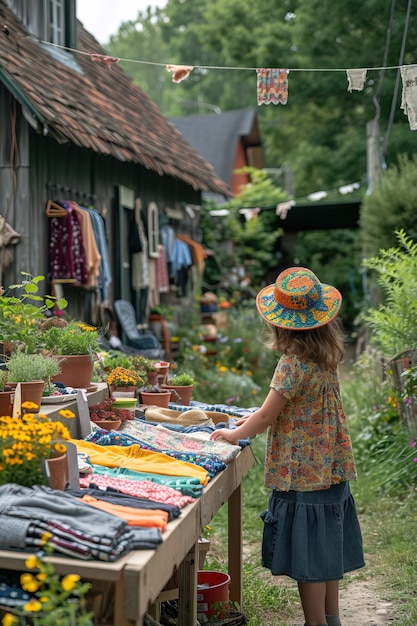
left=47, top=0, right=65, bottom=45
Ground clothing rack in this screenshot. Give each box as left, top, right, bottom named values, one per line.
left=46, top=182, right=97, bottom=204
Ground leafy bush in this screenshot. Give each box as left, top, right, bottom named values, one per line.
left=362, top=229, right=417, bottom=358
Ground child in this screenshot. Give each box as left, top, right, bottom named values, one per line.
left=210, top=267, right=365, bottom=626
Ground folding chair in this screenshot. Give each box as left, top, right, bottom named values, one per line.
left=113, top=300, right=166, bottom=360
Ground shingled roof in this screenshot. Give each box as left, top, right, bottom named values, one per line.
left=169, top=108, right=261, bottom=186
left=0, top=2, right=230, bottom=196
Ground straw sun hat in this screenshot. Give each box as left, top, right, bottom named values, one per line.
left=256, top=267, right=342, bottom=330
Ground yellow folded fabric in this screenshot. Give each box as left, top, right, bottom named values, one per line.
left=71, top=439, right=209, bottom=485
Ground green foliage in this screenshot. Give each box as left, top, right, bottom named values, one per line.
left=200, top=169, right=285, bottom=293
left=0, top=273, right=67, bottom=353
left=166, top=372, right=195, bottom=386
left=174, top=303, right=275, bottom=406
left=2, top=540, right=94, bottom=626
left=40, top=321, right=100, bottom=356
left=7, top=351, right=61, bottom=383
left=362, top=229, right=417, bottom=357
left=360, top=155, right=417, bottom=258
left=343, top=350, right=416, bottom=497
left=107, top=0, right=417, bottom=195
left=291, top=228, right=364, bottom=333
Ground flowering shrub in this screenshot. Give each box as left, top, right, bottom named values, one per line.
left=1, top=539, right=94, bottom=626
left=0, top=405, right=74, bottom=487
left=40, top=321, right=100, bottom=356
left=106, top=367, right=143, bottom=388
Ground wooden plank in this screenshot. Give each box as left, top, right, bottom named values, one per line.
left=123, top=499, right=201, bottom=622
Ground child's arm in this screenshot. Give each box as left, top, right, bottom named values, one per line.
left=210, top=388, right=287, bottom=445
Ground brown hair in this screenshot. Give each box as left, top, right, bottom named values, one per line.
left=263, top=318, right=345, bottom=370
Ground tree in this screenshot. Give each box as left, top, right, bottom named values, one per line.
left=200, top=169, right=286, bottom=294
left=107, top=0, right=417, bottom=198
left=360, top=154, right=417, bottom=258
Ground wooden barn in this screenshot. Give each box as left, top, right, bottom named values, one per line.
left=0, top=0, right=230, bottom=325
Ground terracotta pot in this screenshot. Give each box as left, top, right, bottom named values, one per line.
left=146, top=371, right=159, bottom=386
left=140, top=390, right=170, bottom=407
left=8, top=381, right=45, bottom=410
left=45, top=452, right=69, bottom=491
left=161, top=384, right=193, bottom=406
left=52, top=354, right=94, bottom=389
left=153, top=361, right=170, bottom=384
left=0, top=390, right=13, bottom=416
left=94, top=419, right=122, bottom=431
left=109, top=385, right=137, bottom=397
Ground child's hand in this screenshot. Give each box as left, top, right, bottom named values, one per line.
left=233, top=416, right=248, bottom=426
left=210, top=428, right=240, bottom=445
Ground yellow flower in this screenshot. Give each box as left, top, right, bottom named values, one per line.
left=2, top=613, right=18, bottom=626
left=23, top=598, right=42, bottom=612
left=21, top=401, right=39, bottom=411
left=40, top=532, right=52, bottom=544
left=61, top=573, right=81, bottom=591
left=20, top=573, right=40, bottom=592
left=25, top=555, right=40, bottom=569
left=58, top=409, right=75, bottom=419
left=53, top=442, right=67, bottom=454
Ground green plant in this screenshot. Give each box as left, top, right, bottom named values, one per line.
left=7, top=351, right=61, bottom=383
left=0, top=272, right=67, bottom=353
left=40, top=320, right=100, bottom=356
left=1, top=539, right=94, bottom=626
left=0, top=406, right=73, bottom=488
left=0, top=370, right=7, bottom=392
left=166, top=372, right=195, bottom=386
left=362, top=229, right=417, bottom=358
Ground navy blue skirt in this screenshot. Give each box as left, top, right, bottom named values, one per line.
left=260, top=482, right=365, bottom=582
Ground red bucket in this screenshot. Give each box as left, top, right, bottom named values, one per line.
left=197, top=570, right=231, bottom=620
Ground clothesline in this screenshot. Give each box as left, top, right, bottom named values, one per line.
left=38, top=39, right=415, bottom=73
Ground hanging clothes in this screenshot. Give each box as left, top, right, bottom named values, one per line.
left=82, top=206, right=112, bottom=301
left=48, top=201, right=88, bottom=285
left=171, top=237, right=193, bottom=297
left=69, top=202, right=101, bottom=289
left=131, top=212, right=150, bottom=292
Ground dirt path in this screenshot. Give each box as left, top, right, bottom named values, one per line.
left=339, top=577, right=394, bottom=625
left=285, top=575, right=395, bottom=626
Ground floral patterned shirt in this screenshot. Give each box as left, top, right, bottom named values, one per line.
left=265, top=354, right=357, bottom=492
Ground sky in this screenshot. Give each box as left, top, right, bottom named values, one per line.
left=76, top=0, right=167, bottom=44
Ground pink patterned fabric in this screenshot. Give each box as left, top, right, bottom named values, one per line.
left=120, top=420, right=241, bottom=464
left=79, top=474, right=194, bottom=509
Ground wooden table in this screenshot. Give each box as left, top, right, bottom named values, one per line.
left=0, top=392, right=255, bottom=626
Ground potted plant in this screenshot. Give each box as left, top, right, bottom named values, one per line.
left=162, top=372, right=195, bottom=406
left=89, top=397, right=134, bottom=431
left=137, top=383, right=172, bottom=408
left=129, top=355, right=159, bottom=385
left=7, top=350, right=62, bottom=408
left=40, top=319, right=101, bottom=388
left=0, top=403, right=74, bottom=489
left=106, top=366, right=143, bottom=396
left=0, top=272, right=67, bottom=354
left=0, top=369, right=13, bottom=417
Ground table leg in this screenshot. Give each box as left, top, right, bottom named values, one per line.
left=177, top=541, right=198, bottom=626
left=228, top=483, right=243, bottom=607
